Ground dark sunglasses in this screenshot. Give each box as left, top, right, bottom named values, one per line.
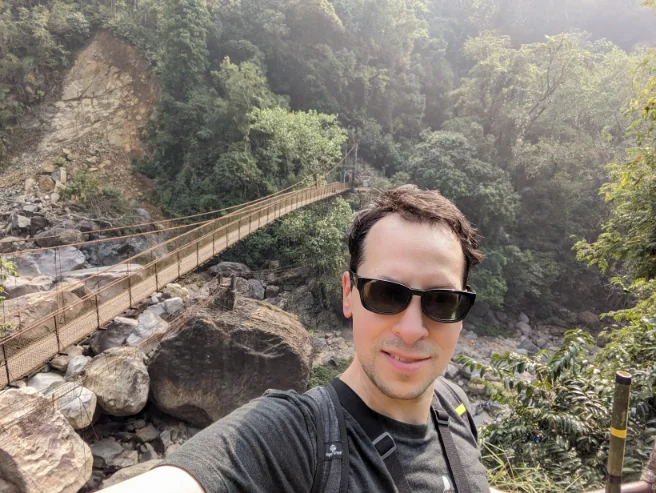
left=350, top=272, right=476, bottom=323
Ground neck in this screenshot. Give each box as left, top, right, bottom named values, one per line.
left=339, top=357, right=434, bottom=425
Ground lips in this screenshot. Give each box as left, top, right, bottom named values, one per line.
left=382, top=350, right=430, bottom=373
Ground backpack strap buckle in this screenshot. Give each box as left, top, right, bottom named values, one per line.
left=372, top=432, right=396, bottom=460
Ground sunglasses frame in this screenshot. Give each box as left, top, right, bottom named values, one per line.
left=350, top=272, right=476, bottom=323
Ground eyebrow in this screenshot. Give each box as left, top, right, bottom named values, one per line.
left=378, top=275, right=459, bottom=291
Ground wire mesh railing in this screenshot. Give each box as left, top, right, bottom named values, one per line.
left=0, top=182, right=348, bottom=387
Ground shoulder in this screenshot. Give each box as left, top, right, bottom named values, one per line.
left=434, top=377, right=478, bottom=442
left=162, top=389, right=319, bottom=493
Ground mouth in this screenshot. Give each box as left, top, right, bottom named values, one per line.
left=382, top=350, right=430, bottom=373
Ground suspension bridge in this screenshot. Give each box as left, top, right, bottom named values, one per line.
left=0, top=149, right=362, bottom=389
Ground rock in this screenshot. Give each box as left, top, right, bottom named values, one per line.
left=126, top=311, right=169, bottom=347
left=162, top=283, right=189, bottom=302
left=108, top=450, right=139, bottom=469
left=515, top=348, right=529, bottom=356
left=535, top=338, right=550, bottom=350
left=10, top=246, right=86, bottom=277
left=11, top=213, right=31, bottom=230
left=515, top=321, right=532, bottom=337
left=208, top=261, right=251, bottom=277
left=30, top=215, right=49, bottom=233
left=0, top=236, right=21, bottom=253
left=45, top=381, right=97, bottom=429
left=52, top=167, right=67, bottom=184
left=21, top=204, right=38, bottom=215
left=91, top=438, right=124, bottom=468
left=577, top=311, right=601, bottom=328
left=519, top=313, right=530, bottom=323
left=41, top=163, right=56, bottom=174
left=495, top=311, right=508, bottom=323
left=149, top=297, right=313, bottom=427
left=159, top=430, right=172, bottom=449
left=51, top=354, right=72, bottom=372
left=163, top=297, right=184, bottom=315
left=101, top=460, right=162, bottom=488
left=60, top=264, right=144, bottom=302
left=453, top=343, right=465, bottom=356
left=24, top=177, right=36, bottom=191
left=0, top=388, right=93, bottom=492
left=80, top=237, right=162, bottom=266
left=34, top=227, right=84, bottom=248
left=519, top=339, right=540, bottom=355
left=247, top=279, right=265, bottom=300
left=473, top=411, right=492, bottom=427
left=139, top=442, right=157, bottom=462
left=86, top=156, right=98, bottom=165
left=90, top=317, right=138, bottom=354
left=312, top=335, right=329, bottom=352
left=265, top=285, right=280, bottom=299
left=463, top=332, right=478, bottom=340
left=3, top=287, right=84, bottom=341
left=444, top=363, right=460, bottom=380
left=62, top=148, right=72, bottom=158
left=78, top=220, right=95, bottom=232
left=82, top=347, right=150, bottom=416
left=27, top=372, right=65, bottom=393
left=468, top=382, right=487, bottom=396
left=165, top=443, right=182, bottom=458
left=136, top=423, right=159, bottom=443
left=65, top=355, right=89, bottom=378
left=1, top=275, right=54, bottom=299
left=50, top=192, right=61, bottom=204
left=38, top=175, right=56, bottom=192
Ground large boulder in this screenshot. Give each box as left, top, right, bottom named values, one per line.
left=80, top=237, right=165, bottom=266
left=3, top=288, right=84, bottom=342
left=9, top=246, right=86, bottom=277
left=82, top=347, right=149, bottom=417
left=1, top=275, right=54, bottom=299
left=149, top=297, right=313, bottom=427
left=0, top=387, right=92, bottom=492
left=125, top=311, right=169, bottom=350
left=45, top=381, right=97, bottom=429
left=27, top=372, right=65, bottom=393
left=90, top=317, right=138, bottom=354
left=60, top=264, right=144, bottom=303
left=34, top=228, right=84, bottom=248
left=207, top=261, right=250, bottom=277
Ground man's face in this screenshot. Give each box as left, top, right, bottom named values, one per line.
left=342, top=214, right=465, bottom=401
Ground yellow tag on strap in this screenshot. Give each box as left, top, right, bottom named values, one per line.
left=455, top=404, right=466, bottom=416
left=610, top=427, right=627, bottom=438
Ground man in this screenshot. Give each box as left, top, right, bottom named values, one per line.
left=104, top=185, right=494, bottom=493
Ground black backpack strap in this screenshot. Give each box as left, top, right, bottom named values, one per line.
left=305, top=385, right=349, bottom=493
left=434, top=377, right=478, bottom=441
left=330, top=379, right=412, bottom=493
left=431, top=398, right=473, bottom=493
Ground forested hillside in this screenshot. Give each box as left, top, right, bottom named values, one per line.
left=2, top=2, right=656, bottom=489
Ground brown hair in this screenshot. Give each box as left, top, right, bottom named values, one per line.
left=347, top=185, right=483, bottom=286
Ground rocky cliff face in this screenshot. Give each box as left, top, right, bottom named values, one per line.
left=1, top=29, right=159, bottom=204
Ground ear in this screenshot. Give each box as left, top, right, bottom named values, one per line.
left=342, top=271, right=353, bottom=319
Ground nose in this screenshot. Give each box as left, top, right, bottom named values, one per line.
left=391, top=295, right=428, bottom=345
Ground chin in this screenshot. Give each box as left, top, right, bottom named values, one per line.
left=372, top=368, right=436, bottom=401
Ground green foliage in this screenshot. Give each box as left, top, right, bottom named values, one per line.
left=309, top=357, right=352, bottom=389
left=62, top=172, right=100, bottom=201
left=459, top=328, right=656, bottom=491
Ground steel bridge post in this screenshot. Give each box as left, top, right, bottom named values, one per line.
left=2, top=344, right=9, bottom=386
left=95, top=295, right=101, bottom=329
left=54, top=315, right=61, bottom=353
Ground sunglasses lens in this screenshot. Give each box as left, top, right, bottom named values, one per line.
left=362, top=279, right=410, bottom=314
left=423, top=292, right=471, bottom=322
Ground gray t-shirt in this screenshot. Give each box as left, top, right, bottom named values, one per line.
left=163, top=384, right=490, bottom=493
